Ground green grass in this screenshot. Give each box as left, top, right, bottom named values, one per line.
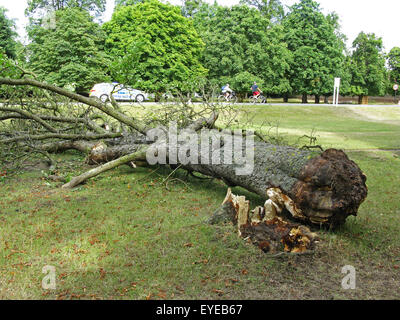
left=0, top=105, right=399, bottom=300
left=236, top=105, right=400, bottom=150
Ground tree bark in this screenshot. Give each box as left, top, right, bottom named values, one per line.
left=79, top=136, right=368, bottom=228
left=358, top=95, right=369, bottom=105
left=302, top=94, right=308, bottom=104
left=283, top=95, right=289, bottom=103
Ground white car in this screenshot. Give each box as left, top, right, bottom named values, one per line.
left=89, top=83, right=148, bottom=103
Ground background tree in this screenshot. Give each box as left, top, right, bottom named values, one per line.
left=103, top=0, right=206, bottom=95
left=349, top=32, right=387, bottom=104
left=387, top=47, right=400, bottom=95
left=192, top=3, right=292, bottom=99
left=282, top=0, right=346, bottom=103
left=114, top=0, right=146, bottom=7
left=240, top=0, right=284, bottom=22
left=0, top=7, right=17, bottom=59
left=181, top=0, right=204, bottom=18
left=27, top=7, right=110, bottom=93
left=318, top=12, right=349, bottom=102
left=26, top=0, right=107, bottom=17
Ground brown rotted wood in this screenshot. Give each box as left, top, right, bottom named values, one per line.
left=209, top=189, right=319, bottom=254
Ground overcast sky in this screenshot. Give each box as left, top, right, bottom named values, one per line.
left=0, top=0, right=399, bottom=52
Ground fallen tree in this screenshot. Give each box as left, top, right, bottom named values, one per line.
left=0, top=71, right=368, bottom=229
left=73, top=134, right=367, bottom=227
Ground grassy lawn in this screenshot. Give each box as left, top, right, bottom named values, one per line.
left=238, top=105, right=400, bottom=150
left=0, top=104, right=399, bottom=300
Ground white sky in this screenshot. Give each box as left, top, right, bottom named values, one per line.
left=0, top=0, right=399, bottom=52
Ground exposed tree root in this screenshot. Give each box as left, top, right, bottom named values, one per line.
left=209, top=189, right=319, bottom=254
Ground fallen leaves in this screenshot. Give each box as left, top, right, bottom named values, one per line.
left=212, top=289, right=224, bottom=296
left=99, top=268, right=107, bottom=279
left=193, top=259, right=208, bottom=265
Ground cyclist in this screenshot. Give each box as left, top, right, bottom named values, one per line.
left=251, top=81, right=262, bottom=99
left=221, top=84, right=233, bottom=101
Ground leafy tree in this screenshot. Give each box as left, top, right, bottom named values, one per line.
left=388, top=47, right=400, bottom=94
left=0, top=7, right=17, bottom=59
left=103, top=0, right=206, bottom=94
left=27, top=7, right=110, bottom=93
left=282, top=0, right=346, bottom=103
left=349, top=32, right=387, bottom=103
left=240, top=0, right=284, bottom=22
left=26, top=0, right=106, bottom=17
left=181, top=0, right=204, bottom=18
left=114, top=0, right=145, bottom=7
left=192, top=3, right=292, bottom=98
left=0, top=52, right=15, bottom=78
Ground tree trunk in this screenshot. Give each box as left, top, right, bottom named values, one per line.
left=359, top=95, right=369, bottom=105
left=79, top=136, right=368, bottom=228
left=315, top=95, right=320, bottom=104
left=302, top=94, right=308, bottom=104
left=324, top=96, right=329, bottom=104
left=283, top=94, right=289, bottom=103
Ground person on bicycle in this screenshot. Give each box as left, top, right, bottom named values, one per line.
left=221, top=84, right=233, bottom=101
left=251, top=82, right=262, bottom=99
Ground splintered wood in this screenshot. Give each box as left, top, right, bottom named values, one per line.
left=209, top=188, right=318, bottom=254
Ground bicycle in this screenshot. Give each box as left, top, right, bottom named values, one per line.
left=217, top=91, right=238, bottom=103
left=249, top=93, right=267, bottom=104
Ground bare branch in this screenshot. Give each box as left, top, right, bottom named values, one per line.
left=0, top=132, right=123, bottom=144
left=0, top=106, right=58, bottom=133
left=62, top=146, right=148, bottom=189
left=0, top=77, right=147, bottom=134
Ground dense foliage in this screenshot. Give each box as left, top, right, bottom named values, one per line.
left=27, top=7, right=110, bottom=93
left=240, top=0, right=285, bottom=22
left=0, top=7, right=17, bottom=59
left=349, top=32, right=387, bottom=99
left=103, top=0, right=206, bottom=93
left=0, top=0, right=396, bottom=100
left=388, top=47, right=400, bottom=94
left=282, top=0, right=346, bottom=101
left=191, top=3, right=292, bottom=96
left=26, top=0, right=107, bottom=17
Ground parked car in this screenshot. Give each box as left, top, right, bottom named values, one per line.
left=89, top=83, right=148, bottom=103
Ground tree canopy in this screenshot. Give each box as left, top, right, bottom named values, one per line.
left=282, top=0, right=346, bottom=101
left=27, top=7, right=110, bottom=93
left=0, top=7, right=17, bottom=59
left=240, top=0, right=285, bottom=22
left=388, top=47, right=400, bottom=93
left=0, top=0, right=396, bottom=101
left=349, top=32, right=387, bottom=98
left=103, top=0, right=206, bottom=93
left=114, top=0, right=145, bottom=7
left=191, top=3, right=292, bottom=96
left=26, top=0, right=107, bottom=17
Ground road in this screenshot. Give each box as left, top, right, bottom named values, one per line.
left=1, top=101, right=399, bottom=108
